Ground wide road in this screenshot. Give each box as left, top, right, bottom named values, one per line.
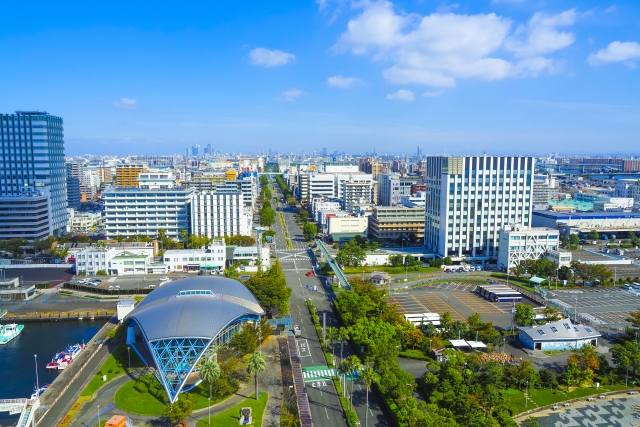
left=271, top=182, right=388, bottom=427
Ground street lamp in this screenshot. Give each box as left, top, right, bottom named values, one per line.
left=34, top=354, right=39, bottom=394
left=127, top=346, right=131, bottom=370
left=525, top=380, right=529, bottom=408
left=429, top=338, right=432, bottom=353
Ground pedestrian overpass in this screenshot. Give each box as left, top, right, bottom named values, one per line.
left=316, top=240, right=351, bottom=290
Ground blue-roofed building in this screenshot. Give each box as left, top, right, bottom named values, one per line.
left=519, top=319, right=601, bottom=351
left=532, top=211, right=640, bottom=238
left=124, top=277, right=265, bottom=403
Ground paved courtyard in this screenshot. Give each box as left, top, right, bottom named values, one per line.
left=528, top=395, right=640, bottom=427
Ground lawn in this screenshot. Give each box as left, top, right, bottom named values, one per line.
left=115, top=374, right=235, bottom=416
left=399, top=349, right=429, bottom=361
left=197, top=393, right=268, bottom=427
left=81, top=343, right=144, bottom=397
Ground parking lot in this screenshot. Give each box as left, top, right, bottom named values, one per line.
left=549, top=289, right=640, bottom=327
left=388, top=282, right=539, bottom=327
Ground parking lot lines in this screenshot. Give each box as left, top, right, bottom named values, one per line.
left=414, top=295, right=466, bottom=321
left=388, top=297, right=409, bottom=313
left=454, top=293, right=507, bottom=314
left=553, top=293, right=640, bottom=309
left=589, top=311, right=632, bottom=325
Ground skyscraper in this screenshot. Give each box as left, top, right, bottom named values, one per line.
left=424, top=156, right=534, bottom=260
left=66, top=162, right=82, bottom=208
left=0, top=111, right=68, bottom=237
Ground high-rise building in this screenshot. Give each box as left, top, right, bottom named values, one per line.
left=66, top=162, right=83, bottom=208
left=190, top=191, right=252, bottom=238
left=0, top=111, right=67, bottom=237
left=424, top=156, right=534, bottom=260
left=191, top=144, right=200, bottom=156
left=377, top=174, right=419, bottom=206
left=116, top=164, right=144, bottom=188
left=206, top=143, right=212, bottom=155
left=417, top=146, right=422, bottom=157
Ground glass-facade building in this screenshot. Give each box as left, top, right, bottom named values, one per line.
left=0, top=111, right=68, bottom=238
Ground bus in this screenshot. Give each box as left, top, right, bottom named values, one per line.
left=403, top=313, right=441, bottom=327
left=489, top=291, right=522, bottom=302
left=476, top=285, right=513, bottom=299
left=632, top=282, right=640, bottom=291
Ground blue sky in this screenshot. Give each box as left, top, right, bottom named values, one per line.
left=1, top=0, right=639, bottom=156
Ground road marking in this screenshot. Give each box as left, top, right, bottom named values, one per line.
left=325, top=407, right=329, bottom=419
left=297, top=339, right=312, bottom=358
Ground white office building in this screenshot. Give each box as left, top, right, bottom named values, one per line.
left=307, top=174, right=335, bottom=200
left=377, top=174, right=417, bottom=206
left=424, top=156, right=535, bottom=261
left=340, top=174, right=374, bottom=208
left=104, top=173, right=193, bottom=239
left=162, top=242, right=226, bottom=273
left=0, top=111, right=68, bottom=237
left=190, top=191, right=252, bottom=238
left=497, top=225, right=560, bottom=271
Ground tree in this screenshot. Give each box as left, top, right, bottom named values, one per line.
left=557, top=265, right=573, bottom=282
left=260, top=205, right=276, bottom=227
left=443, top=256, right=453, bottom=265
left=627, top=309, right=640, bottom=328
left=302, top=223, right=317, bottom=241
left=326, top=327, right=339, bottom=364
left=199, top=360, right=221, bottom=419
left=542, top=306, right=563, bottom=322
left=229, top=326, right=258, bottom=354
left=588, top=230, right=600, bottom=241
left=569, top=234, right=580, bottom=245
left=243, top=261, right=291, bottom=314
left=225, top=235, right=256, bottom=247
left=514, top=303, right=535, bottom=327
left=361, top=367, right=380, bottom=427
left=521, top=417, right=542, bottom=427
left=337, top=360, right=350, bottom=397
left=50, top=246, right=69, bottom=261
left=246, top=352, right=266, bottom=400
left=161, top=394, right=195, bottom=424
left=590, top=264, right=613, bottom=286
left=179, top=229, right=188, bottom=245
left=5, top=238, right=27, bottom=258
left=338, top=327, right=349, bottom=364
left=630, top=231, right=639, bottom=247
left=32, top=236, right=55, bottom=253
left=345, top=355, right=362, bottom=410
left=335, top=240, right=366, bottom=267
left=538, top=369, right=558, bottom=391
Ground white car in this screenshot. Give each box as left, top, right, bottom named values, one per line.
left=159, top=276, right=169, bottom=282
left=77, top=279, right=88, bottom=284
left=293, top=325, right=302, bottom=337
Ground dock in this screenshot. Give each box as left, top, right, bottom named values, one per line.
left=2, top=310, right=115, bottom=322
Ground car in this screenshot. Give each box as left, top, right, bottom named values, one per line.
left=198, top=270, right=204, bottom=276
left=114, top=285, right=121, bottom=289
left=76, top=279, right=88, bottom=284
left=159, top=277, right=169, bottom=282
left=293, top=325, right=302, bottom=337
left=306, top=271, right=312, bottom=277
left=108, top=285, right=114, bottom=290
left=92, top=279, right=102, bottom=284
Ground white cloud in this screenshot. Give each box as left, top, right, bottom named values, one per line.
left=588, top=41, right=640, bottom=67
left=276, top=89, right=306, bottom=102
left=504, top=9, right=576, bottom=58
left=334, top=1, right=576, bottom=87
left=327, top=75, right=365, bottom=88
left=387, top=89, right=415, bottom=101
left=249, top=48, right=295, bottom=67
left=112, top=98, right=137, bottom=109
left=422, top=90, right=444, bottom=97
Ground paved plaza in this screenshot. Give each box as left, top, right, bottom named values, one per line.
left=531, top=395, right=640, bottom=427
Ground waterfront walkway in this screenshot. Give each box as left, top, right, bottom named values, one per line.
left=69, top=336, right=285, bottom=427
left=36, top=319, right=117, bottom=426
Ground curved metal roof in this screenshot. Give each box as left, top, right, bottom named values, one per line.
left=126, top=277, right=264, bottom=341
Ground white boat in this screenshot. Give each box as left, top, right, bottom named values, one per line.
left=0, top=323, right=24, bottom=345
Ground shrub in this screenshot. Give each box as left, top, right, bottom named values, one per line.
left=107, top=369, right=113, bottom=374
left=345, top=410, right=358, bottom=427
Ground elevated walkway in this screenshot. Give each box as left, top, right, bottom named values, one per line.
left=0, top=398, right=27, bottom=415
left=316, top=240, right=351, bottom=290
left=0, top=398, right=38, bottom=427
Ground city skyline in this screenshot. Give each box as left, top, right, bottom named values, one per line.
left=1, top=0, right=639, bottom=155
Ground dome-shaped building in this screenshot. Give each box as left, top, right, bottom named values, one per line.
left=125, top=276, right=264, bottom=402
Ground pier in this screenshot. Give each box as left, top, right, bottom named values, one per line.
left=2, top=310, right=115, bottom=322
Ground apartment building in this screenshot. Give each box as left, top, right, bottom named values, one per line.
left=163, top=243, right=226, bottom=273
left=368, top=206, right=426, bottom=241
left=497, top=224, right=560, bottom=271
left=0, top=186, right=52, bottom=240
left=424, top=156, right=535, bottom=260
left=377, top=174, right=419, bottom=206
left=66, top=162, right=82, bottom=208
left=116, top=164, right=144, bottom=187
left=190, top=191, right=251, bottom=238
left=341, top=174, right=374, bottom=208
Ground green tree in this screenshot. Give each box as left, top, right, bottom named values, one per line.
left=443, top=256, right=453, bottom=265
left=243, top=261, right=291, bottom=314
left=630, top=231, right=639, bottom=247
left=225, top=235, right=256, bottom=246
left=187, top=234, right=211, bottom=249
left=514, top=303, right=535, bottom=326
left=302, top=222, right=317, bottom=241
left=361, top=367, right=380, bottom=427
left=50, top=246, right=69, bottom=261
left=521, top=417, right=542, bottom=427
left=199, top=359, right=221, bottom=421
left=557, top=265, right=573, bottom=282
left=229, top=326, right=258, bottom=354
left=326, top=327, right=339, bottom=363
left=345, top=355, right=362, bottom=410
left=588, top=230, right=600, bottom=241
left=538, top=369, right=558, bottom=391
left=569, top=234, right=580, bottom=245
left=335, top=240, right=366, bottom=267
left=179, top=229, right=188, bottom=246
left=590, top=264, right=613, bottom=286
left=5, top=238, right=27, bottom=258
left=260, top=205, right=276, bottom=227
left=161, top=394, right=195, bottom=424
left=32, top=236, right=55, bottom=253
left=246, top=352, right=266, bottom=400
left=542, top=305, right=563, bottom=322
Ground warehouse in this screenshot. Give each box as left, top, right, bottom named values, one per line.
left=518, top=319, right=601, bottom=351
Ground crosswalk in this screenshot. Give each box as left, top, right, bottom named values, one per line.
left=302, top=365, right=359, bottom=382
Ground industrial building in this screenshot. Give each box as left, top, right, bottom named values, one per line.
left=531, top=211, right=640, bottom=237
left=125, top=277, right=265, bottom=402
left=519, top=319, right=601, bottom=351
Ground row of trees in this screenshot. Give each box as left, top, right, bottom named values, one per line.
left=510, top=258, right=615, bottom=287
left=241, top=260, right=291, bottom=315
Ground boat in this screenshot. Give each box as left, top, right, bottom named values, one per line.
left=0, top=323, right=24, bottom=345
left=30, top=384, right=50, bottom=400
left=45, top=343, right=86, bottom=370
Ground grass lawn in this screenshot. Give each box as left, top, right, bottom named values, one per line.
left=81, top=343, right=144, bottom=397
left=115, top=374, right=234, bottom=416
left=399, top=349, right=430, bottom=361
left=197, top=393, right=268, bottom=427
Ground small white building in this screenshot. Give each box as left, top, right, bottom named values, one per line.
left=117, top=300, right=136, bottom=322
left=519, top=319, right=601, bottom=351
left=163, top=241, right=227, bottom=273
left=545, top=249, right=572, bottom=268
left=232, top=246, right=271, bottom=271
left=498, top=225, right=560, bottom=272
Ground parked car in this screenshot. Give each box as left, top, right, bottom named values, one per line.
left=159, top=276, right=169, bottom=282
left=108, top=285, right=114, bottom=290
left=92, top=279, right=102, bottom=284
left=76, top=279, right=88, bottom=284
left=306, top=271, right=313, bottom=277
left=293, top=325, right=302, bottom=337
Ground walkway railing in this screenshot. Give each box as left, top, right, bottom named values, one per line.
left=0, top=398, right=27, bottom=415
left=288, top=336, right=312, bottom=427
left=316, top=240, right=351, bottom=290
